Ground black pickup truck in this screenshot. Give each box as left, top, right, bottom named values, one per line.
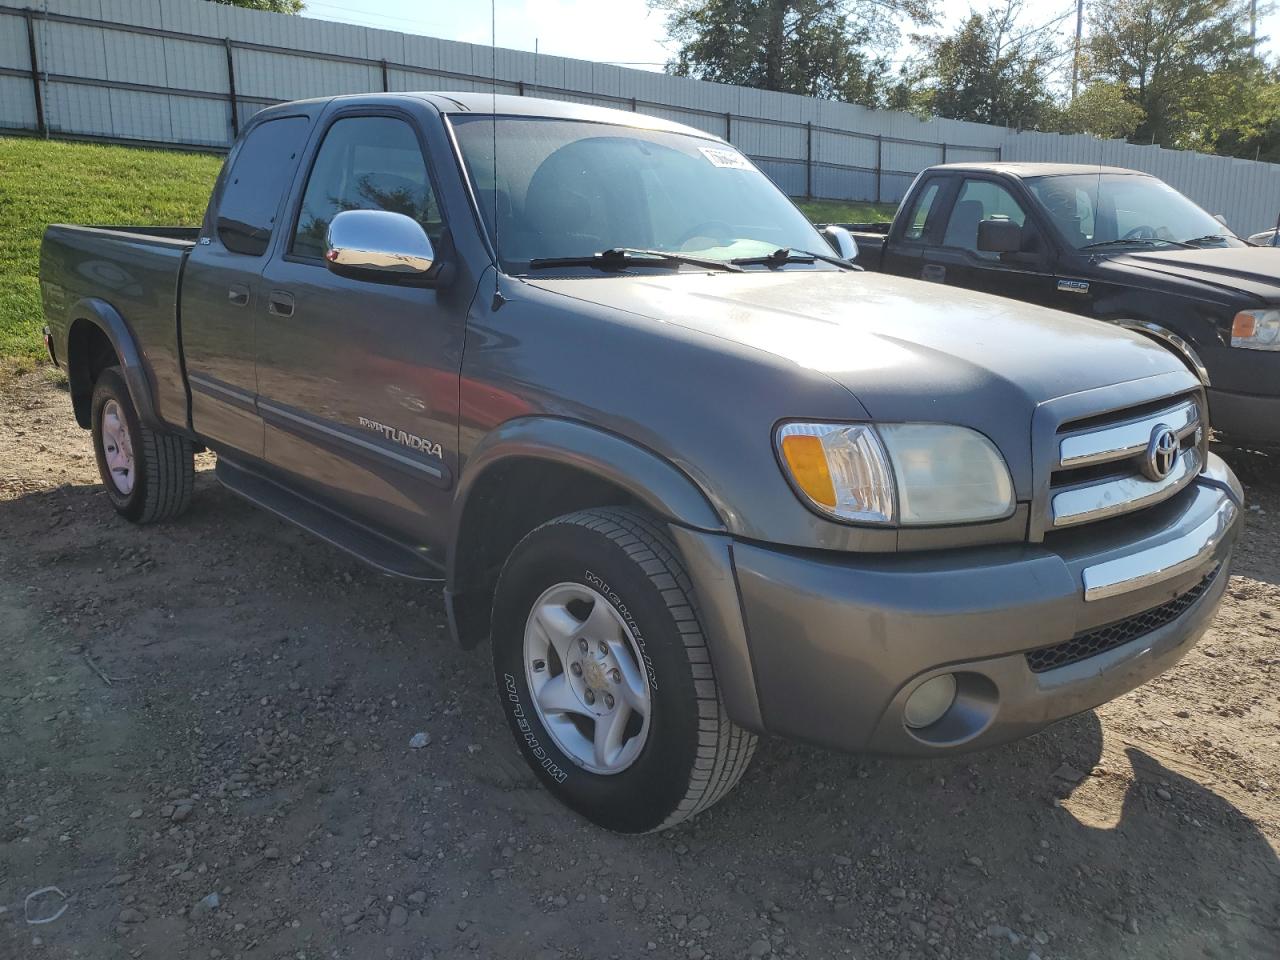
left=848, top=163, right=1280, bottom=450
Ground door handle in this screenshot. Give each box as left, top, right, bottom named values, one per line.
left=227, top=284, right=250, bottom=307
left=267, top=291, right=295, bottom=318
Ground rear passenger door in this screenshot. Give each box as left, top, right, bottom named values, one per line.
left=254, top=109, right=466, bottom=562
left=880, top=176, right=951, bottom=279
left=923, top=177, right=1057, bottom=306
left=181, top=115, right=312, bottom=459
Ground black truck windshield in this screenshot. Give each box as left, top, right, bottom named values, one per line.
left=1028, top=173, right=1243, bottom=251
left=451, top=115, right=830, bottom=272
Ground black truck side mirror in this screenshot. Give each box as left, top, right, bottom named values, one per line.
left=976, top=217, right=1022, bottom=254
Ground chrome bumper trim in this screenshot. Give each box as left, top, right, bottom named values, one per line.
left=1082, top=498, right=1237, bottom=602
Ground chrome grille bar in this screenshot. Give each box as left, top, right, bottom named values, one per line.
left=1051, top=447, right=1201, bottom=528
left=1058, top=399, right=1199, bottom=469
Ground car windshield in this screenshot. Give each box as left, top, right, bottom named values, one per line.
left=1027, top=173, right=1243, bottom=251
left=450, top=115, right=832, bottom=272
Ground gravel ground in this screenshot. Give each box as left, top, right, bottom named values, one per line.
left=1, top=369, right=1278, bottom=960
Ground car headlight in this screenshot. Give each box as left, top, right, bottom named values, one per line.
left=1232, top=310, right=1280, bottom=350
left=776, top=422, right=1014, bottom=525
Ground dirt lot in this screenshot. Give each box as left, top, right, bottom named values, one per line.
left=0, top=370, right=1277, bottom=960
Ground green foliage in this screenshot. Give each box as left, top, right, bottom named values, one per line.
left=653, top=0, right=935, bottom=107
left=794, top=198, right=897, bottom=223
left=205, top=0, right=305, bottom=12
left=1054, top=82, right=1147, bottom=139
left=913, top=0, right=1060, bottom=129
left=1084, top=0, right=1260, bottom=150
left=0, top=137, right=222, bottom=361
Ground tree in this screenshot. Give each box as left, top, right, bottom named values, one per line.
left=1084, top=0, right=1259, bottom=150
left=914, top=0, right=1061, bottom=129
left=652, top=0, right=935, bottom=108
left=205, top=0, right=305, bottom=13
left=1055, top=82, right=1146, bottom=139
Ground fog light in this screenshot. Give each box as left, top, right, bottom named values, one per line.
left=903, top=674, right=957, bottom=729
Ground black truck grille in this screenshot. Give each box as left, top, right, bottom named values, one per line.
left=1025, top=566, right=1219, bottom=674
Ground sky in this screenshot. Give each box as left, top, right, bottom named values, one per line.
left=300, top=0, right=1280, bottom=73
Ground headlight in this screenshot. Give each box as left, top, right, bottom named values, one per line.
left=776, top=422, right=1014, bottom=526
left=1232, top=310, right=1280, bottom=350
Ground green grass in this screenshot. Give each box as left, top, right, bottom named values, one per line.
left=0, top=135, right=897, bottom=364
left=0, top=136, right=222, bottom=364
left=795, top=198, right=897, bottom=224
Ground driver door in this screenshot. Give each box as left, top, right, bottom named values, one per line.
left=254, top=110, right=466, bottom=563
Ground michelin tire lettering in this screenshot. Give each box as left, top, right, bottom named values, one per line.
left=584, top=569, right=658, bottom=692
left=504, top=673, right=570, bottom=783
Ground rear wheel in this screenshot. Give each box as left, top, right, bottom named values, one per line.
left=90, top=367, right=194, bottom=523
left=491, top=507, right=756, bottom=832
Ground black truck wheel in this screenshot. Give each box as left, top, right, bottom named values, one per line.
left=491, top=507, right=756, bottom=832
left=90, top=367, right=194, bottom=523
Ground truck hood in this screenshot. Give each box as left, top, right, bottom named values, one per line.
left=526, top=269, right=1186, bottom=419
left=1103, top=247, right=1280, bottom=301
left=527, top=270, right=1189, bottom=496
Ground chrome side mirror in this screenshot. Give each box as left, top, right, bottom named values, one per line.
left=324, top=209, right=436, bottom=283
left=820, top=225, right=858, bottom=261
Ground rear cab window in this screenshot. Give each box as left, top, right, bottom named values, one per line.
left=214, top=117, right=311, bottom=257
left=902, top=181, right=941, bottom=241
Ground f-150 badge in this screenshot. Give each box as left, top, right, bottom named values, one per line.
left=1057, top=279, right=1090, bottom=294
left=358, top=416, right=443, bottom=459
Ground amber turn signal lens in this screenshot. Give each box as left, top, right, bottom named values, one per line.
left=779, top=434, right=837, bottom=507
left=1233, top=312, right=1257, bottom=339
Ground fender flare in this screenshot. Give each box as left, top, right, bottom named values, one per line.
left=447, top=416, right=725, bottom=587
left=1107, top=318, right=1211, bottom=387
left=64, top=298, right=161, bottom=430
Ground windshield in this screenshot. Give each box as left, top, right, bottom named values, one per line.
left=1027, top=173, right=1242, bottom=251
left=451, top=115, right=831, bottom=272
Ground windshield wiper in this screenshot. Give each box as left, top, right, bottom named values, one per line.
left=527, top=248, right=742, bottom=273
left=730, top=247, right=857, bottom=270
left=1083, top=237, right=1194, bottom=251
left=1182, top=234, right=1233, bottom=246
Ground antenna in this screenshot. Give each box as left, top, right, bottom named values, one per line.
left=491, top=0, right=499, bottom=260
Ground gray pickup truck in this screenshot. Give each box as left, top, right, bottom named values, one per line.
left=40, top=93, right=1243, bottom=833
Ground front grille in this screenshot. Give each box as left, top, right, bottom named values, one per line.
left=1025, top=565, right=1219, bottom=674
left=1048, top=393, right=1203, bottom=530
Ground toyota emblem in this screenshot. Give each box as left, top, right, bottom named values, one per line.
left=1142, top=424, right=1179, bottom=481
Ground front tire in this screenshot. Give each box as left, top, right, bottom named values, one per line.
left=90, top=367, right=194, bottom=523
left=492, top=508, right=756, bottom=832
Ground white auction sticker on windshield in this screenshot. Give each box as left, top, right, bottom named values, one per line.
left=698, top=146, right=752, bottom=170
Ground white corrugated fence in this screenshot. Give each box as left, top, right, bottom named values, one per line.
left=3, top=0, right=1280, bottom=234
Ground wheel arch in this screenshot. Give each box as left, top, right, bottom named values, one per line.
left=445, top=417, right=725, bottom=649
left=1102, top=317, right=1211, bottom=387
left=64, top=299, right=160, bottom=430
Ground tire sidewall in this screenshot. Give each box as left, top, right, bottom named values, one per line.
left=492, top=516, right=703, bottom=833
left=91, top=368, right=146, bottom=521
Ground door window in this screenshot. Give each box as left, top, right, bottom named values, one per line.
left=291, top=116, right=442, bottom=261
left=902, top=181, right=941, bottom=241
left=215, top=116, right=310, bottom=257
left=942, top=179, right=1027, bottom=255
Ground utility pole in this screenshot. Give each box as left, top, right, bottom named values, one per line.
left=1071, top=0, right=1084, bottom=101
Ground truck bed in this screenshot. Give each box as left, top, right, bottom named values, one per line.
left=40, top=224, right=198, bottom=430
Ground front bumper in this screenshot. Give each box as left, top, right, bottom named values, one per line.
left=698, top=455, right=1242, bottom=756
left=1207, top=387, right=1280, bottom=447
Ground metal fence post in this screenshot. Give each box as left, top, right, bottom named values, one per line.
left=941, top=142, right=948, bottom=164
left=224, top=38, right=239, bottom=139
left=806, top=121, right=813, bottom=198
left=725, top=111, right=731, bottom=142
left=380, top=59, right=389, bottom=92
left=875, top=135, right=883, bottom=204
left=24, top=9, right=47, bottom=137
